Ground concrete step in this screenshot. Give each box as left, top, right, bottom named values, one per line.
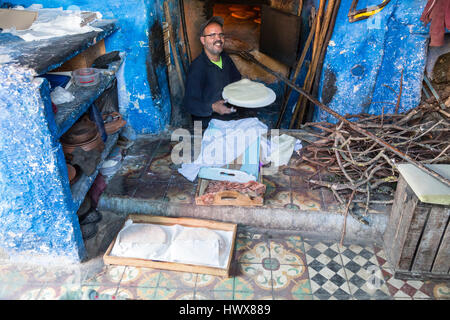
left=97, top=193, right=389, bottom=246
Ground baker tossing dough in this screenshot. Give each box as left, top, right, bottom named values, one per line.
left=222, top=78, right=276, bottom=108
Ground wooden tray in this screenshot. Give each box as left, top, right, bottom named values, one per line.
left=195, top=178, right=264, bottom=206
left=103, top=214, right=237, bottom=277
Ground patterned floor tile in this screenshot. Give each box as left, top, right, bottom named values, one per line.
left=62, top=285, right=120, bottom=300
left=291, top=189, right=322, bottom=211
left=196, top=273, right=234, bottom=292
left=152, top=287, right=196, bottom=300
left=116, top=154, right=150, bottom=179
left=126, top=137, right=161, bottom=158
left=269, top=240, right=307, bottom=265
left=233, top=276, right=273, bottom=300
left=144, top=153, right=175, bottom=182
left=116, top=286, right=154, bottom=300
left=270, top=264, right=311, bottom=300
left=37, top=285, right=81, bottom=300
left=157, top=271, right=198, bottom=289
left=263, top=166, right=291, bottom=188
left=236, top=228, right=266, bottom=240
left=117, top=266, right=160, bottom=288
left=235, top=239, right=270, bottom=264
left=0, top=282, right=43, bottom=300
left=264, top=190, right=291, bottom=208
left=373, top=245, right=395, bottom=270
left=133, top=181, right=169, bottom=200
left=104, top=174, right=140, bottom=197
left=381, top=268, right=434, bottom=299
left=82, top=265, right=125, bottom=286
left=304, top=241, right=352, bottom=299
left=431, top=283, right=450, bottom=300
left=320, top=187, right=343, bottom=213
left=339, top=244, right=391, bottom=299
left=164, top=181, right=196, bottom=204
left=234, top=263, right=274, bottom=298
left=313, top=294, right=353, bottom=300
left=194, top=290, right=234, bottom=300
left=117, top=286, right=195, bottom=300
left=286, top=163, right=316, bottom=188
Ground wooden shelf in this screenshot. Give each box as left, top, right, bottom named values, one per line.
left=0, top=19, right=118, bottom=75
left=53, top=58, right=124, bottom=138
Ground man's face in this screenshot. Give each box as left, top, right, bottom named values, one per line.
left=200, top=22, right=225, bottom=56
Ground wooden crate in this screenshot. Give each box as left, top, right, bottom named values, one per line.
left=383, top=174, right=450, bottom=280
left=103, top=214, right=237, bottom=277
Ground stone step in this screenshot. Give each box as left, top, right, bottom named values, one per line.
left=98, top=193, right=389, bottom=246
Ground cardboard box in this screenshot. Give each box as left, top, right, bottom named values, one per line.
left=0, top=9, right=38, bottom=30
left=53, top=39, right=106, bottom=72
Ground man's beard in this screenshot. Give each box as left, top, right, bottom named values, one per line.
left=206, top=40, right=224, bottom=55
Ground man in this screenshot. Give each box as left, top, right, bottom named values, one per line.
left=183, top=16, right=242, bottom=129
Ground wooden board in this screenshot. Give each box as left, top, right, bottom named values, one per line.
left=53, top=39, right=106, bottom=72
left=383, top=175, right=418, bottom=269
left=0, top=9, right=37, bottom=30
left=397, top=204, right=430, bottom=270
left=411, top=205, right=450, bottom=272
left=103, top=215, right=237, bottom=277
left=195, top=175, right=264, bottom=207
left=431, top=219, right=450, bottom=273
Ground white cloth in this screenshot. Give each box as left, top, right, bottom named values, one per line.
left=3, top=6, right=102, bottom=41
left=178, top=118, right=268, bottom=181
left=50, top=86, right=74, bottom=104
left=177, top=118, right=303, bottom=181
left=266, top=134, right=302, bottom=167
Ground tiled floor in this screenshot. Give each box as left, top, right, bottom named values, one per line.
left=3, top=134, right=447, bottom=301
left=103, top=134, right=346, bottom=214
left=0, top=227, right=448, bottom=300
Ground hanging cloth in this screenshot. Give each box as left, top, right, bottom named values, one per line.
left=421, top=0, right=450, bottom=47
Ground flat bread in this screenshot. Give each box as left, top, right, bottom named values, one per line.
left=222, top=78, right=275, bottom=107
left=118, top=223, right=167, bottom=245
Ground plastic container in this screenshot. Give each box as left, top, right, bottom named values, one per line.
left=100, top=158, right=121, bottom=177
left=73, top=68, right=100, bottom=87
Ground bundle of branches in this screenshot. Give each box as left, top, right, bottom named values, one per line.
left=296, top=102, right=450, bottom=218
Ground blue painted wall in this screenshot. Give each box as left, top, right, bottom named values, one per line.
left=0, top=66, right=85, bottom=262
left=0, top=0, right=183, bottom=262
left=6, top=0, right=174, bottom=134
left=314, top=0, right=429, bottom=123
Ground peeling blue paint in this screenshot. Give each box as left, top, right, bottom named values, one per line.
left=314, top=0, right=430, bottom=123
left=0, top=64, right=85, bottom=262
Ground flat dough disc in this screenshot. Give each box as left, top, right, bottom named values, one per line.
left=119, top=223, right=167, bottom=245
left=173, top=227, right=225, bottom=255
left=222, top=78, right=276, bottom=108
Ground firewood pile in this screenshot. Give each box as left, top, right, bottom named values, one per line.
left=296, top=100, right=450, bottom=219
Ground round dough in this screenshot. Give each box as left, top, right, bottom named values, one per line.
left=173, top=227, right=225, bottom=254
left=118, top=223, right=167, bottom=245
left=222, top=79, right=275, bottom=108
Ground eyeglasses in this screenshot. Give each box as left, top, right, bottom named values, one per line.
left=202, top=33, right=225, bottom=38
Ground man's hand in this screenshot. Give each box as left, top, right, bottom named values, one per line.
left=212, top=100, right=233, bottom=115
